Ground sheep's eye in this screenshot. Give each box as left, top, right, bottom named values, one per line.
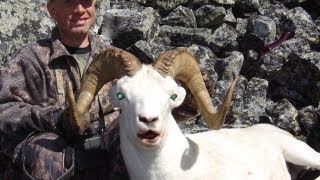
left=117, top=92, right=126, bottom=100
left=170, top=94, right=178, bottom=101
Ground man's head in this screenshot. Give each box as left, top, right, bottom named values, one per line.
left=47, top=0, right=96, bottom=41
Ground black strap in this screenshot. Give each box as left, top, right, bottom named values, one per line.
left=97, top=95, right=107, bottom=134
left=22, top=132, right=76, bottom=180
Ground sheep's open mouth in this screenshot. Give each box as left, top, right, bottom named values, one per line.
left=138, top=130, right=159, bottom=140
left=138, top=130, right=161, bottom=147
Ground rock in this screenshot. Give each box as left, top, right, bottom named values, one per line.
left=224, top=8, right=237, bottom=26
left=257, top=37, right=311, bottom=78
left=268, top=51, right=320, bottom=108
left=158, top=25, right=212, bottom=47
left=266, top=99, right=301, bottom=135
left=110, top=0, right=140, bottom=9
left=127, top=37, right=172, bottom=63
left=242, top=77, right=269, bottom=125
left=284, top=7, right=319, bottom=45
left=208, top=23, right=239, bottom=54
left=211, top=0, right=235, bottom=6
left=194, top=5, right=227, bottom=29
left=233, top=0, right=261, bottom=15
left=299, top=106, right=320, bottom=151
left=161, top=6, right=197, bottom=28
left=247, top=15, right=277, bottom=44
left=299, top=106, right=319, bottom=134
left=1, top=0, right=320, bottom=176
left=277, top=0, right=308, bottom=7
left=100, top=7, right=161, bottom=49
left=239, top=50, right=259, bottom=79
left=188, top=44, right=219, bottom=92
left=235, top=18, right=248, bottom=36
left=137, top=0, right=190, bottom=15
left=0, top=0, right=54, bottom=69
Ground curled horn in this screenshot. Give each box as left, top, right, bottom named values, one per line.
left=66, top=48, right=141, bottom=134
left=153, top=49, right=239, bottom=129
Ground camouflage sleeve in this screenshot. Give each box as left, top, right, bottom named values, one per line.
left=0, top=48, right=61, bottom=139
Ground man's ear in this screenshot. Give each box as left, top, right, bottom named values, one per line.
left=47, top=3, right=57, bottom=20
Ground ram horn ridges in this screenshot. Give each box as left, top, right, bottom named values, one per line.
left=66, top=48, right=142, bottom=133
left=153, top=49, right=239, bottom=129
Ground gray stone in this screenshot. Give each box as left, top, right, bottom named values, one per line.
left=266, top=99, right=301, bottom=135
left=219, top=51, right=243, bottom=81
left=259, top=1, right=289, bottom=23
left=298, top=105, right=320, bottom=152
left=161, top=6, right=197, bottom=28
left=110, top=0, right=140, bottom=9
left=94, top=0, right=111, bottom=32
left=233, top=0, right=260, bottom=14
left=316, top=18, right=320, bottom=32
left=268, top=51, right=320, bottom=108
left=211, top=52, right=243, bottom=114
left=224, top=8, right=237, bottom=26
left=277, top=0, right=308, bottom=7
left=240, top=50, right=259, bottom=79
left=158, top=25, right=212, bottom=47
left=137, top=0, right=189, bottom=14
left=208, top=23, right=239, bottom=54
left=194, top=5, right=227, bottom=29
left=247, top=15, right=277, bottom=44
left=2, top=0, right=320, bottom=178
left=235, top=18, right=248, bottom=36
left=284, top=7, right=319, bottom=44
left=211, top=0, right=235, bottom=6
left=128, top=38, right=172, bottom=63
left=187, top=44, right=218, bottom=72
left=226, top=76, right=247, bottom=125
left=0, top=0, right=54, bottom=70
left=188, top=44, right=219, bottom=91
left=299, top=106, right=319, bottom=133
left=189, top=0, right=234, bottom=8
left=100, top=7, right=161, bottom=49
left=242, top=77, right=269, bottom=124
left=258, top=37, right=311, bottom=78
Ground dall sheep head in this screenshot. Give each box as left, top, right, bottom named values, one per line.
left=65, top=47, right=238, bottom=134
left=109, top=65, right=186, bottom=148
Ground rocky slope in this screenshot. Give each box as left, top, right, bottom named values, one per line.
left=1, top=0, right=320, bottom=178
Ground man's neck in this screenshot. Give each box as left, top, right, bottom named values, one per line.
left=59, top=31, right=90, bottom=48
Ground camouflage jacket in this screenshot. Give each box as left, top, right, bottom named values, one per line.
left=0, top=28, right=115, bottom=157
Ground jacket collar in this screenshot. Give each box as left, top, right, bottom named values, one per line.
left=48, top=27, right=108, bottom=64
left=49, top=27, right=72, bottom=63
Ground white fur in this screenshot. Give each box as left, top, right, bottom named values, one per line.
left=109, top=65, right=320, bottom=180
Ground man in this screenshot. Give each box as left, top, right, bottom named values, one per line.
left=0, top=0, right=127, bottom=179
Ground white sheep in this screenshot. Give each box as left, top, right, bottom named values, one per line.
left=66, top=48, right=320, bottom=180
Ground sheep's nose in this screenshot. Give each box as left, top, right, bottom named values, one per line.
left=139, top=115, right=158, bottom=124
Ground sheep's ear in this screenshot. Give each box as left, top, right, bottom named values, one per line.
left=170, top=87, right=186, bottom=108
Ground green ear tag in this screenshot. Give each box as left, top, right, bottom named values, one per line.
left=117, top=92, right=125, bottom=100
left=170, top=94, right=178, bottom=101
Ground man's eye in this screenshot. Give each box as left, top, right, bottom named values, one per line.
left=80, top=0, right=92, bottom=5
left=64, top=0, right=73, bottom=5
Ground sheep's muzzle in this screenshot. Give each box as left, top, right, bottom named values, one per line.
left=138, top=130, right=161, bottom=147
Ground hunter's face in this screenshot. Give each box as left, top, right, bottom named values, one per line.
left=47, top=0, right=95, bottom=36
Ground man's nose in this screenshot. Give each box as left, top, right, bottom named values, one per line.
left=74, top=3, right=85, bottom=13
